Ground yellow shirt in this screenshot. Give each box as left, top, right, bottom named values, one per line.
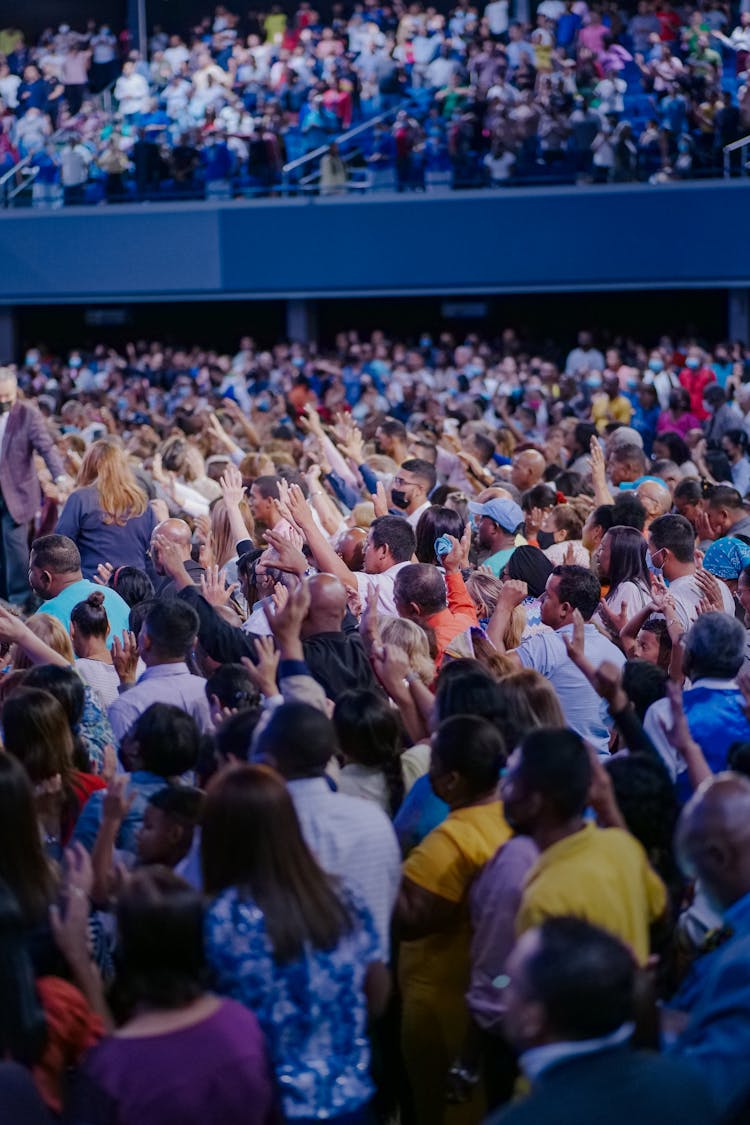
left=516, top=822, right=666, bottom=965
left=592, top=392, right=633, bottom=433
left=399, top=801, right=512, bottom=992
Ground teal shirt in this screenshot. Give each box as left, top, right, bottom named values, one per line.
left=484, top=546, right=517, bottom=577
left=34, top=579, right=131, bottom=646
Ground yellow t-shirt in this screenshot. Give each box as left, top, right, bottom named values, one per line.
left=516, top=822, right=666, bottom=965
left=592, top=392, right=634, bottom=433
left=399, top=801, right=512, bottom=992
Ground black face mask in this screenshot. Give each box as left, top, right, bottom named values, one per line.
left=536, top=530, right=556, bottom=550
left=391, top=489, right=410, bottom=510
left=0, top=401, right=12, bottom=415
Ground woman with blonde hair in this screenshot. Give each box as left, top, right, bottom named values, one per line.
left=56, top=438, right=157, bottom=579
left=465, top=571, right=526, bottom=646
left=380, top=616, right=436, bottom=686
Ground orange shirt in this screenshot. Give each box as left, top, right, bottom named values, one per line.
left=426, top=572, right=479, bottom=663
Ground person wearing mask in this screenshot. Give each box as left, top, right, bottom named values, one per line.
left=0, top=368, right=69, bottom=605
left=390, top=458, right=437, bottom=528
left=28, top=535, right=130, bottom=645
left=485, top=918, right=716, bottom=1125
left=537, top=504, right=588, bottom=566
left=501, top=727, right=667, bottom=962
left=489, top=566, right=625, bottom=755
left=644, top=350, right=680, bottom=409
left=203, top=764, right=390, bottom=1125
left=395, top=716, right=511, bottom=1125
left=468, top=498, right=526, bottom=576
left=647, top=513, right=736, bottom=626
left=679, top=346, right=716, bottom=421
left=69, top=868, right=277, bottom=1125
left=644, top=613, right=750, bottom=801
left=56, top=438, right=157, bottom=579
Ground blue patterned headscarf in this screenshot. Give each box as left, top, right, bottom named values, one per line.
left=703, top=537, right=750, bottom=580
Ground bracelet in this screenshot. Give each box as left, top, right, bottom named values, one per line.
left=311, top=491, right=323, bottom=497
left=447, top=1065, right=480, bottom=1087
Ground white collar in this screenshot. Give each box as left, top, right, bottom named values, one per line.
left=520, top=1022, right=635, bottom=1084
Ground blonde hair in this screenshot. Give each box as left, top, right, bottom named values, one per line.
left=496, top=668, right=564, bottom=740
left=465, top=573, right=525, bottom=649
left=350, top=501, right=375, bottom=529
left=239, top=452, right=274, bottom=479
left=11, top=614, right=74, bottom=670
left=210, top=497, right=255, bottom=570
left=77, top=439, right=148, bottom=526
left=380, top=616, right=435, bottom=685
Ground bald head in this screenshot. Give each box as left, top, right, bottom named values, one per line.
left=677, top=773, right=750, bottom=910
left=636, top=480, right=672, bottom=522
left=303, top=573, right=348, bottom=636
left=151, top=518, right=192, bottom=574
left=511, top=449, right=545, bottom=493
left=338, top=527, right=367, bottom=572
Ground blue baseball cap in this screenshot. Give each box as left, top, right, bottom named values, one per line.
left=468, top=498, right=525, bottom=533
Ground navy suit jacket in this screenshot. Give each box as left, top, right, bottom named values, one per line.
left=487, top=1047, right=717, bottom=1125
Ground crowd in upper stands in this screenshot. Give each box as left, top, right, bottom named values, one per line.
left=0, top=0, right=749, bottom=203
left=4, top=321, right=750, bottom=1123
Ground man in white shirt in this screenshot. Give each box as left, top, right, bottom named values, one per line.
left=256, top=701, right=401, bottom=958
left=485, top=0, right=510, bottom=37
left=163, top=34, right=191, bottom=73
left=648, top=513, right=735, bottom=630
left=114, top=60, right=149, bottom=117
left=289, top=487, right=417, bottom=617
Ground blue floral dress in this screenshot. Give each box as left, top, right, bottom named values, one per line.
left=205, top=886, right=379, bottom=1121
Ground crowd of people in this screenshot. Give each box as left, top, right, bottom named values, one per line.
left=1, top=0, right=750, bottom=204
left=2, top=322, right=750, bottom=1122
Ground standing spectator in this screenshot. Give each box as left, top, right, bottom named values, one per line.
left=61, top=42, right=90, bottom=115
left=0, top=369, right=67, bottom=605
left=56, top=438, right=157, bottom=579
left=114, top=60, right=149, bottom=118
left=58, top=134, right=91, bottom=205
left=679, top=346, right=716, bottom=421
left=89, top=24, right=119, bottom=91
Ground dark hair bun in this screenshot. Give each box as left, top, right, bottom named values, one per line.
left=86, top=591, right=106, bottom=609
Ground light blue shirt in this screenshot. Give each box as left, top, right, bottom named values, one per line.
left=34, top=578, right=131, bottom=646
left=516, top=623, right=626, bottom=756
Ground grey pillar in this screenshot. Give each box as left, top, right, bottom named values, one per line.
left=286, top=298, right=317, bottom=344
left=728, top=288, right=750, bottom=343
left=0, top=308, right=17, bottom=364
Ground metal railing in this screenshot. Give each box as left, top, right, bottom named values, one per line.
left=723, top=133, right=750, bottom=178
left=0, top=77, right=118, bottom=209
left=281, top=98, right=413, bottom=189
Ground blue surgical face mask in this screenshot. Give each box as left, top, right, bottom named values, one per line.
left=686, top=357, right=700, bottom=370
left=648, top=358, right=664, bottom=373
left=645, top=548, right=664, bottom=579
left=587, top=375, right=602, bottom=389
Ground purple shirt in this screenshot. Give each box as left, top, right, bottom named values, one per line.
left=468, top=835, right=539, bottom=1033
left=107, top=662, right=213, bottom=743
left=79, top=998, right=275, bottom=1125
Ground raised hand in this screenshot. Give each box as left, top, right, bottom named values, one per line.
left=220, top=462, right=246, bottom=508
left=285, top=483, right=315, bottom=531
left=263, top=526, right=308, bottom=576
left=200, top=564, right=238, bottom=608
left=111, top=630, right=140, bottom=684
left=370, top=641, right=412, bottom=699
left=589, top=435, right=606, bottom=480
left=373, top=480, right=389, bottom=518
left=359, top=588, right=380, bottom=655
left=151, top=533, right=187, bottom=579
left=498, top=579, right=528, bottom=610
left=262, top=578, right=311, bottom=654
left=597, top=597, right=629, bottom=638
left=102, top=775, right=134, bottom=825
left=93, top=561, right=114, bottom=587
left=694, top=567, right=724, bottom=612
left=562, top=606, right=586, bottom=666
left=242, top=636, right=281, bottom=699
